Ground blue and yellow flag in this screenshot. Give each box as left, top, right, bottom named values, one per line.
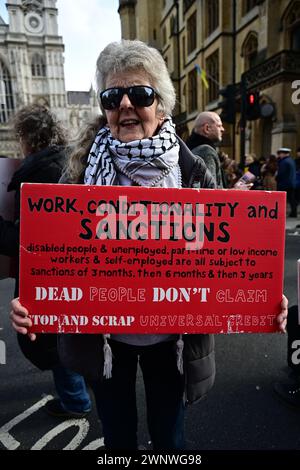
left=195, top=64, right=209, bottom=89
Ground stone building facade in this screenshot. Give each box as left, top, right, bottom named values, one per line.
left=118, top=0, right=300, bottom=159
left=0, top=0, right=98, bottom=157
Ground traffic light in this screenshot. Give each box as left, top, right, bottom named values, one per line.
left=219, top=84, right=236, bottom=124
left=245, top=91, right=261, bottom=120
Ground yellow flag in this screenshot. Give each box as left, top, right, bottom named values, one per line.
left=195, top=64, right=209, bottom=89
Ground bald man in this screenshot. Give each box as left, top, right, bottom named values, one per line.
left=186, top=112, right=225, bottom=188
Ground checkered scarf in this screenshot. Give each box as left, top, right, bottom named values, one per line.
left=84, top=117, right=181, bottom=187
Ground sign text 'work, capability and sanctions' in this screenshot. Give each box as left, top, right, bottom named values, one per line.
left=19, top=184, right=286, bottom=334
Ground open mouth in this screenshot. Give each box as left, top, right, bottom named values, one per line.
left=120, top=119, right=140, bottom=127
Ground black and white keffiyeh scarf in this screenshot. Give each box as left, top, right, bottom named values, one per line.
left=84, top=117, right=181, bottom=188
left=83, top=117, right=184, bottom=377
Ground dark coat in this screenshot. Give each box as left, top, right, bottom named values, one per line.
left=0, top=145, right=66, bottom=259
left=276, top=156, right=296, bottom=190
left=186, top=132, right=226, bottom=189
left=58, top=138, right=216, bottom=404
left=0, top=217, right=19, bottom=257
left=0, top=146, right=66, bottom=370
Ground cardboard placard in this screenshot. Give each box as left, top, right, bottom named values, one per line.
left=19, top=184, right=286, bottom=334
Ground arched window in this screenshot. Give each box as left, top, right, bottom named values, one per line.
left=22, top=0, right=43, bottom=11
left=206, top=50, right=219, bottom=103
left=0, top=60, right=14, bottom=123
left=243, top=0, right=261, bottom=15
left=162, top=26, right=167, bottom=45
left=241, top=32, right=258, bottom=70
left=206, top=0, right=219, bottom=37
left=36, top=96, right=49, bottom=107
left=182, top=82, right=187, bottom=109
left=31, top=53, right=46, bottom=77
left=188, top=68, right=197, bottom=112
left=69, top=110, right=79, bottom=128
left=187, top=11, right=197, bottom=53
left=283, top=1, right=300, bottom=50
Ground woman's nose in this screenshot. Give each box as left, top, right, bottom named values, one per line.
left=119, top=93, right=133, bottom=109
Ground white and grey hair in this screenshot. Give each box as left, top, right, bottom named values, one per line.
left=95, top=40, right=176, bottom=116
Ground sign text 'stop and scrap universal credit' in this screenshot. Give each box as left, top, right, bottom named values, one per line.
left=19, top=184, right=286, bottom=334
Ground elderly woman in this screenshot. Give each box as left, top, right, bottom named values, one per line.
left=11, top=40, right=288, bottom=450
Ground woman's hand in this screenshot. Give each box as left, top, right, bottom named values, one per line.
left=277, top=295, right=288, bottom=333
left=9, top=294, right=289, bottom=338
left=10, top=298, right=36, bottom=341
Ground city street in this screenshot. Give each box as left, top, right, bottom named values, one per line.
left=0, top=219, right=299, bottom=451
left=0, top=0, right=300, bottom=460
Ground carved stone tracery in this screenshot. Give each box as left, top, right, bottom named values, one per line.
left=21, top=0, right=43, bottom=17
left=244, top=50, right=300, bottom=89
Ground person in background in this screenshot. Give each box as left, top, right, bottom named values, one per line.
left=261, top=154, right=277, bottom=191
left=244, top=153, right=261, bottom=189
left=186, top=111, right=226, bottom=188
left=276, top=147, right=297, bottom=217
left=219, top=152, right=247, bottom=189
left=0, top=104, right=91, bottom=419
left=10, top=41, right=288, bottom=451
left=186, top=113, right=252, bottom=190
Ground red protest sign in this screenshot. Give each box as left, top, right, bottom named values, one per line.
left=19, top=184, right=286, bottom=334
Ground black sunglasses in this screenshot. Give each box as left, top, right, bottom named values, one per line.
left=100, top=85, right=160, bottom=110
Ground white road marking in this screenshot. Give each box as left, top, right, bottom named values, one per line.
left=31, top=418, right=90, bottom=450
left=0, top=340, right=5, bottom=364
left=0, top=395, right=103, bottom=450
left=82, top=437, right=104, bottom=450
left=0, top=395, right=53, bottom=450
